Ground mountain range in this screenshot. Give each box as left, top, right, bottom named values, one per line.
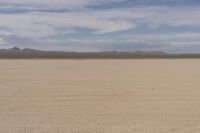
left=0, top=47, right=199, bottom=59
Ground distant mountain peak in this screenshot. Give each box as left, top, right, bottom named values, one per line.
left=5, top=47, right=42, bottom=52
left=23, top=48, right=41, bottom=52
left=9, top=47, right=21, bottom=51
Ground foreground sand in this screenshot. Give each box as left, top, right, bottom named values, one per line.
left=0, top=59, right=200, bottom=133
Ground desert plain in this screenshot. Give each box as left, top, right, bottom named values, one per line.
left=0, top=59, right=200, bottom=133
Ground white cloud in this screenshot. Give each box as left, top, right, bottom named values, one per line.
left=0, top=0, right=91, bottom=7
left=93, top=6, right=200, bottom=27
left=0, top=0, right=123, bottom=9
left=138, top=6, right=200, bottom=27
left=0, top=11, right=136, bottom=38
left=1, top=5, right=200, bottom=38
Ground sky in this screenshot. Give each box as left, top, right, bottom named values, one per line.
left=0, top=0, right=200, bottom=53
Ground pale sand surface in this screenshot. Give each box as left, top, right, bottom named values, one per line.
left=0, top=59, right=200, bottom=133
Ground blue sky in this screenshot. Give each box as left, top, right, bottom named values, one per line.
left=0, top=0, right=200, bottom=53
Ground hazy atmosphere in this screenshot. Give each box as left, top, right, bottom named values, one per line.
left=0, top=0, right=200, bottom=53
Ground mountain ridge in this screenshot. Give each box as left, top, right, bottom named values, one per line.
left=0, top=47, right=199, bottom=59
left=0, top=47, right=166, bottom=54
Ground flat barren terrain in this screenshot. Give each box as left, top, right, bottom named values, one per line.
left=1, top=59, right=200, bottom=133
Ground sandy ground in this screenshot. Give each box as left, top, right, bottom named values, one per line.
left=0, top=59, right=200, bottom=133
